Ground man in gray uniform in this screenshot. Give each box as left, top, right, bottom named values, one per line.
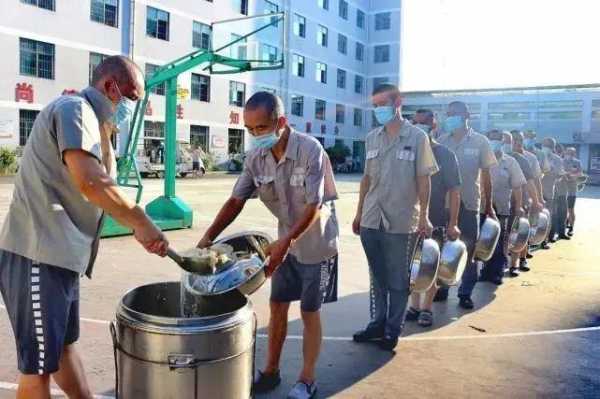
left=197, top=92, right=338, bottom=399
left=553, top=144, right=570, bottom=240
left=564, top=147, right=583, bottom=236
left=541, top=137, right=566, bottom=246
left=437, top=102, right=497, bottom=309
left=0, top=56, right=168, bottom=399
left=352, top=84, right=438, bottom=350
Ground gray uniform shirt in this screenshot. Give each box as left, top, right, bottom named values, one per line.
left=482, top=154, right=527, bottom=216
left=361, top=121, right=439, bottom=234
left=564, top=157, right=582, bottom=195
left=0, top=87, right=116, bottom=276
left=438, top=128, right=497, bottom=212
left=541, top=153, right=566, bottom=200
left=523, top=150, right=543, bottom=180
left=232, top=130, right=339, bottom=265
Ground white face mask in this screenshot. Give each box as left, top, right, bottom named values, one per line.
left=414, top=123, right=432, bottom=133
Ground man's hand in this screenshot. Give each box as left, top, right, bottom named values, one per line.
left=446, top=224, right=461, bottom=241
left=196, top=235, right=213, bottom=249
left=486, top=207, right=498, bottom=221
left=418, top=216, right=433, bottom=237
left=133, top=220, right=168, bottom=257
left=264, top=237, right=292, bottom=277
left=352, top=214, right=361, bottom=235
left=531, top=201, right=543, bottom=213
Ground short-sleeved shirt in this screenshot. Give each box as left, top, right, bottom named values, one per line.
left=437, top=128, right=497, bottom=212
left=232, top=130, right=339, bottom=265
left=360, top=121, right=439, bottom=234
left=0, top=87, right=115, bottom=276
left=429, top=142, right=462, bottom=227
left=564, top=157, right=582, bottom=195
left=509, top=152, right=533, bottom=182
left=556, top=176, right=569, bottom=197
left=541, top=152, right=566, bottom=200
left=522, top=150, right=543, bottom=180
left=482, top=154, right=527, bottom=216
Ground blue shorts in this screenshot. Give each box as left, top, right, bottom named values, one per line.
left=0, top=250, right=80, bottom=375
left=270, top=254, right=338, bottom=312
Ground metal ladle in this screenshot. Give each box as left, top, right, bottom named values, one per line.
left=166, top=248, right=217, bottom=275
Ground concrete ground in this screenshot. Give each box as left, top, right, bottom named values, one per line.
left=0, top=174, right=599, bottom=399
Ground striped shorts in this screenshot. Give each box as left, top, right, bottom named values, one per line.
left=0, top=250, right=80, bottom=375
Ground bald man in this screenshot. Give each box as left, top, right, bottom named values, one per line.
left=0, top=56, right=168, bottom=399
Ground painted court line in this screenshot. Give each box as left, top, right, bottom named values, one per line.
left=1, top=304, right=599, bottom=342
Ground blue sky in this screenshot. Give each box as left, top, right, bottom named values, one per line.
left=400, top=0, right=600, bottom=91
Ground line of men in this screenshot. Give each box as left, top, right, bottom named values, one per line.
left=0, top=54, right=584, bottom=399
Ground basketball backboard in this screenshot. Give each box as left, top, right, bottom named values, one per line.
left=209, top=12, right=285, bottom=74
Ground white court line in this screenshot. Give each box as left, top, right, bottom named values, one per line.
left=0, top=381, right=114, bottom=399
left=1, top=304, right=599, bottom=342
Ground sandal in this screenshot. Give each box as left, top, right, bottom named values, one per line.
left=417, top=310, right=433, bottom=327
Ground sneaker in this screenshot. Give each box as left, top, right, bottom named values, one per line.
left=352, top=327, right=384, bottom=343
left=433, top=287, right=449, bottom=302
left=508, top=267, right=520, bottom=277
left=253, top=370, right=281, bottom=394
left=549, top=237, right=557, bottom=243
left=405, top=307, right=420, bottom=322
left=491, top=276, right=503, bottom=285
left=526, top=253, right=533, bottom=259
left=287, top=381, right=317, bottom=399
left=378, top=336, right=399, bottom=352
left=541, top=242, right=551, bottom=250
left=458, top=297, right=474, bottom=310
left=558, top=234, right=571, bottom=240
left=417, top=310, right=433, bottom=327
left=519, top=259, right=530, bottom=272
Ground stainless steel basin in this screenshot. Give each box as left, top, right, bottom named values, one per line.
left=437, top=239, right=468, bottom=286
left=508, top=217, right=530, bottom=253
left=410, top=238, right=440, bottom=293
left=475, top=217, right=501, bottom=261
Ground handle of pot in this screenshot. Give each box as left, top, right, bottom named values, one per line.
left=167, top=248, right=184, bottom=265
left=109, top=321, right=119, bottom=399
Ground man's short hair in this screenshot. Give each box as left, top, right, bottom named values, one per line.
left=91, top=55, right=142, bottom=86
left=372, top=83, right=400, bottom=99
left=511, top=130, right=524, bottom=141
left=415, top=109, right=434, bottom=119
left=543, top=137, right=557, bottom=148
left=245, top=91, right=285, bottom=120
left=448, top=101, right=469, bottom=114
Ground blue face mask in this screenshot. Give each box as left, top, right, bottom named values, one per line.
left=443, top=115, right=464, bottom=133
left=523, top=139, right=535, bottom=149
left=503, top=143, right=513, bottom=153
left=111, top=82, right=136, bottom=128
left=373, top=106, right=396, bottom=125
left=251, top=131, right=280, bottom=150
left=490, top=140, right=503, bottom=153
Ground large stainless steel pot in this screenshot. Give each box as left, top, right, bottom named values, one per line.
left=529, top=210, right=550, bottom=245
left=437, top=239, right=468, bottom=286
left=474, top=217, right=501, bottom=261
left=410, top=238, right=440, bottom=293
left=508, top=217, right=530, bottom=253
left=112, top=282, right=255, bottom=399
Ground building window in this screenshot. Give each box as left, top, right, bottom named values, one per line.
left=91, top=0, right=118, bottom=27
left=265, top=0, right=279, bottom=25
left=353, top=108, right=363, bottom=127
left=89, top=52, right=109, bottom=84
left=318, top=0, right=329, bottom=10
left=356, top=9, right=365, bottom=28
left=355, top=75, right=364, bottom=94
left=145, top=64, right=166, bottom=95
left=316, top=62, right=327, bottom=84
left=193, top=21, right=211, bottom=50
left=21, top=0, right=54, bottom=11
left=291, top=95, right=304, bottom=117
left=339, top=0, right=348, bottom=19
left=317, top=25, right=328, bottom=47
left=261, top=44, right=278, bottom=62
left=190, top=125, right=209, bottom=152
left=144, top=121, right=165, bottom=138
left=19, top=109, right=39, bottom=146
left=315, top=99, right=326, bottom=120
left=293, top=14, right=306, bottom=38
left=191, top=74, right=211, bottom=102
left=375, top=12, right=391, bottom=30
left=374, top=45, right=390, bottom=63
left=234, top=0, right=249, bottom=15
left=147, top=6, right=169, bottom=40
left=355, top=42, right=364, bottom=61
left=228, top=128, right=244, bottom=154
left=292, top=54, right=305, bottom=77
left=230, top=34, right=247, bottom=59
left=373, top=77, right=389, bottom=90
left=229, top=81, right=246, bottom=106
left=337, top=34, right=347, bottom=54
left=337, top=69, right=346, bottom=89
left=336, top=104, right=345, bottom=124
left=19, top=38, right=54, bottom=79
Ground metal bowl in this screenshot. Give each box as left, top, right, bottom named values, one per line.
left=508, top=217, right=531, bottom=254
left=182, top=231, right=273, bottom=297
left=474, top=217, right=501, bottom=261
left=528, top=211, right=550, bottom=245
left=437, top=239, right=468, bottom=286
left=410, top=238, right=440, bottom=293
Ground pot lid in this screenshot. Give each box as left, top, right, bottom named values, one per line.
left=182, top=232, right=272, bottom=297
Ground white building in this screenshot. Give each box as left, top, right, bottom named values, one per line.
left=0, top=0, right=402, bottom=164
left=402, top=86, right=600, bottom=184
